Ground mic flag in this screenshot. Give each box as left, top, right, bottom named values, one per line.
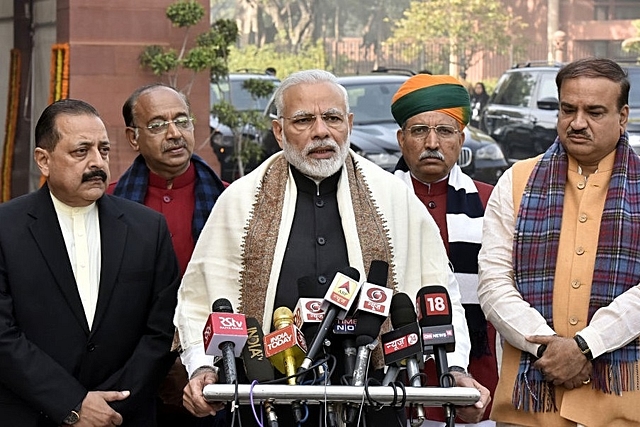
left=264, top=307, right=307, bottom=385
left=298, top=267, right=361, bottom=374
left=382, top=293, right=422, bottom=366
left=203, top=299, right=248, bottom=357
left=416, top=285, right=455, bottom=353
left=320, top=267, right=362, bottom=319
left=204, top=298, right=248, bottom=385
left=242, top=317, right=275, bottom=383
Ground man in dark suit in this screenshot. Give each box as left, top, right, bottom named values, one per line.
left=0, top=98, right=180, bottom=426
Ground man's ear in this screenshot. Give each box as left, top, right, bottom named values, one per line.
left=396, top=128, right=405, bottom=150
left=272, top=120, right=284, bottom=149
left=125, top=127, right=140, bottom=151
left=34, top=147, right=50, bottom=178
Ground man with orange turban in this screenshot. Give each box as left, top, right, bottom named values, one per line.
left=392, top=73, right=498, bottom=427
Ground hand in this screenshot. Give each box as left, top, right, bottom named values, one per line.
left=450, top=372, right=491, bottom=424
left=528, top=335, right=589, bottom=385
left=182, top=367, right=225, bottom=417
left=560, top=361, right=593, bottom=390
left=75, top=390, right=129, bottom=426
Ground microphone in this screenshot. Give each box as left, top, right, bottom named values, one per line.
left=203, top=298, right=248, bottom=384
left=382, top=293, right=425, bottom=426
left=345, top=261, right=389, bottom=425
left=416, top=286, right=457, bottom=425
left=297, top=267, right=361, bottom=375
left=242, top=317, right=275, bottom=383
left=293, top=297, right=325, bottom=336
left=264, top=307, right=307, bottom=385
left=351, top=260, right=390, bottom=387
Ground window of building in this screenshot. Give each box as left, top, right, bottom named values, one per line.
left=594, top=0, right=640, bottom=20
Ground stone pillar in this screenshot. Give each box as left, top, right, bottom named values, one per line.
left=553, top=30, right=567, bottom=63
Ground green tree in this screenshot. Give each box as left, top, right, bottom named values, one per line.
left=622, top=20, right=640, bottom=58
left=389, top=0, right=526, bottom=78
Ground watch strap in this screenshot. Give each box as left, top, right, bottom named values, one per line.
left=573, top=334, right=594, bottom=361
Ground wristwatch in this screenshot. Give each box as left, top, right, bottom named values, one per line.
left=62, top=410, right=79, bottom=425
left=62, top=403, right=81, bottom=425
left=574, top=334, right=594, bottom=361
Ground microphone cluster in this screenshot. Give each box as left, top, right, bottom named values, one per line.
left=201, top=265, right=462, bottom=427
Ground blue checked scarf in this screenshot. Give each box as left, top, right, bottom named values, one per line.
left=111, top=154, right=224, bottom=242
left=513, top=134, right=640, bottom=412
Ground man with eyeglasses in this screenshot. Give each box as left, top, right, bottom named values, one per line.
left=392, top=73, right=497, bottom=426
left=109, top=83, right=226, bottom=426
left=174, top=69, right=489, bottom=426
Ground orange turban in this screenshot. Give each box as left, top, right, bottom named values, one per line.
left=391, top=74, right=471, bottom=129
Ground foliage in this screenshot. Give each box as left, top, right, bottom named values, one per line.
left=622, top=20, right=640, bottom=56
left=166, top=0, right=205, bottom=28
left=139, top=45, right=179, bottom=75
left=388, top=0, right=526, bottom=77
left=228, top=42, right=327, bottom=79
left=211, top=96, right=273, bottom=171
left=138, top=1, right=238, bottom=93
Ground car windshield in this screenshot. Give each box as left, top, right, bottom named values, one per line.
left=211, top=78, right=278, bottom=111
left=343, top=81, right=403, bottom=124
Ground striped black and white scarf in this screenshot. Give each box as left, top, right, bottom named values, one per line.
left=395, top=161, right=488, bottom=358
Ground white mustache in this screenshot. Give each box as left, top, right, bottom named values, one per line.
left=419, top=150, right=445, bottom=161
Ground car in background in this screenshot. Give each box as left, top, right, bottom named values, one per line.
left=480, top=61, right=640, bottom=163
left=261, top=72, right=508, bottom=184
left=210, top=71, right=280, bottom=182
left=479, top=62, right=561, bottom=163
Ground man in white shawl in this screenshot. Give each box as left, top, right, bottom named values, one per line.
left=174, top=69, right=490, bottom=426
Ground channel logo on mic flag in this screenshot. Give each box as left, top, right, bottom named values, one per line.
left=355, top=283, right=393, bottom=316
left=203, top=312, right=248, bottom=357
left=293, top=298, right=324, bottom=329
left=326, top=272, right=361, bottom=312
left=383, top=333, right=419, bottom=355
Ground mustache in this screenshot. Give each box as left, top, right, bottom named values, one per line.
left=419, top=149, right=445, bottom=161
left=567, top=129, right=591, bottom=139
left=302, top=138, right=340, bottom=155
left=82, top=169, right=108, bottom=183
left=162, top=140, right=186, bottom=152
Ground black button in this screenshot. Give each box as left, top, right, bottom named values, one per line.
left=317, top=237, right=326, bottom=245
left=427, top=201, right=436, bottom=209
left=315, top=198, right=325, bottom=207
left=87, top=343, right=96, bottom=352
left=318, top=276, right=327, bottom=285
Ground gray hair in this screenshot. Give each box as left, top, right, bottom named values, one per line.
left=273, top=69, right=350, bottom=117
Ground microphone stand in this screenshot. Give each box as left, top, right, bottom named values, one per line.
left=439, top=371, right=457, bottom=427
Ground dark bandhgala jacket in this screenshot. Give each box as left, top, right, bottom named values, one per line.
left=0, top=184, right=180, bottom=426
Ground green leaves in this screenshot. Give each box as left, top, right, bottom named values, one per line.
left=166, top=1, right=205, bottom=28
left=139, top=46, right=179, bottom=75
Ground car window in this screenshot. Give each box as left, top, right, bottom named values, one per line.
left=345, top=82, right=403, bottom=122
left=492, top=71, right=536, bottom=107
left=537, top=73, right=558, bottom=101
left=211, top=76, right=279, bottom=111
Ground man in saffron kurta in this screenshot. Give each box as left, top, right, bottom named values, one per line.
left=392, top=74, right=497, bottom=426
left=478, top=58, right=640, bottom=426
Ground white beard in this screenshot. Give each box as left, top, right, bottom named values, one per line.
left=281, top=133, right=349, bottom=180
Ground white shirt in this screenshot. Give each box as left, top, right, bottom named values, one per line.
left=51, top=193, right=101, bottom=329
left=477, top=166, right=640, bottom=358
